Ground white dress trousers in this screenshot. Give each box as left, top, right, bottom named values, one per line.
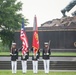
left=11, top=61, right=17, bottom=73
left=43, top=60, right=50, bottom=73
left=32, top=61, right=38, bottom=73
left=21, top=60, right=27, bottom=73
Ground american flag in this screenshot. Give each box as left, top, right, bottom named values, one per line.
left=20, top=19, right=28, bottom=55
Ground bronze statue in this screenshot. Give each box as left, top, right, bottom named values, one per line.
left=61, top=0, right=76, bottom=17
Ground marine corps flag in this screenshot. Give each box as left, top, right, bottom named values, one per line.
left=20, top=18, right=28, bottom=55
left=32, top=15, right=39, bottom=55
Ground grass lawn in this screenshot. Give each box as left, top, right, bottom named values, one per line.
left=0, top=52, right=10, bottom=55
left=51, top=52, right=76, bottom=56
left=0, top=52, right=76, bottom=56
left=0, top=70, right=76, bottom=75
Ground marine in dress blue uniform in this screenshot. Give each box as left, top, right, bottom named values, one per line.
left=32, top=47, right=40, bottom=73
left=10, top=43, right=18, bottom=73
left=21, top=50, right=29, bottom=73
left=42, top=42, right=51, bottom=73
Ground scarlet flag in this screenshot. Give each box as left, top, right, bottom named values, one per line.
left=32, top=15, right=39, bottom=54
left=20, top=18, right=28, bottom=55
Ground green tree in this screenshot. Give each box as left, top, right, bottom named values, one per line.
left=0, top=0, right=28, bottom=49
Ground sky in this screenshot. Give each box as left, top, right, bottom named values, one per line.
left=18, top=0, right=76, bottom=27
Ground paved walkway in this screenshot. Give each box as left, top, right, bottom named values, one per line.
left=0, top=56, right=76, bottom=61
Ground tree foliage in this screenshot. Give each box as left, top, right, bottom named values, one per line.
left=0, top=0, right=28, bottom=48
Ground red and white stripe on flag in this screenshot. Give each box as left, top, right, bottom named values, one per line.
left=20, top=19, right=28, bottom=55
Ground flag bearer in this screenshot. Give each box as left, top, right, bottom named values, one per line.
left=21, top=49, right=29, bottom=73
left=10, top=43, right=18, bottom=74
left=42, top=42, right=51, bottom=73
left=32, top=15, right=40, bottom=73
left=20, top=18, right=29, bottom=73
left=32, top=47, right=40, bottom=73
